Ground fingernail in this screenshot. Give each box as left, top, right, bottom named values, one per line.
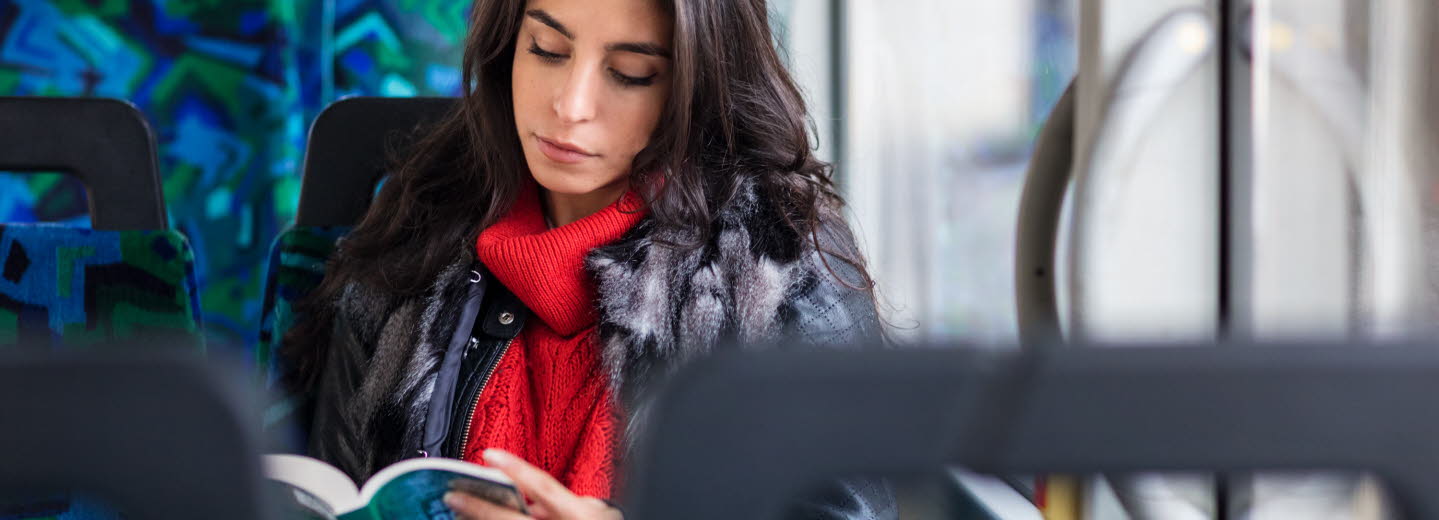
left=443, top=491, right=461, bottom=507
left=483, top=448, right=512, bottom=465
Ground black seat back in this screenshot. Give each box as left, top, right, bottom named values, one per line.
left=260, top=96, right=457, bottom=445
left=626, top=345, right=1439, bottom=519
left=0, top=97, right=166, bottom=230
left=0, top=348, right=271, bottom=519
left=295, top=96, right=457, bottom=227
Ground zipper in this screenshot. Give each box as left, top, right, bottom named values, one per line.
left=457, top=334, right=516, bottom=457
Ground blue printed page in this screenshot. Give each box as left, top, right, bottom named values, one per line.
left=352, top=458, right=527, bottom=519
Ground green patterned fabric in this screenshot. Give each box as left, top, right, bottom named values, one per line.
left=258, top=226, right=348, bottom=448
left=0, top=224, right=202, bottom=348
left=257, top=225, right=348, bottom=379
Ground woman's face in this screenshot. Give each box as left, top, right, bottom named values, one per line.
left=511, top=0, right=673, bottom=198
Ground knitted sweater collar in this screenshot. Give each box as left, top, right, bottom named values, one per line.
left=476, top=182, right=646, bottom=336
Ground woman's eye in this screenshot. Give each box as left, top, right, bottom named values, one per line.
left=528, top=41, right=566, bottom=63
left=609, top=68, right=657, bottom=87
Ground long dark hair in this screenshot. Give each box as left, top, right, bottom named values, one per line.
left=281, top=0, right=875, bottom=393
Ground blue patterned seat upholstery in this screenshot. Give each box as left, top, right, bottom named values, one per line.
left=0, top=225, right=202, bottom=348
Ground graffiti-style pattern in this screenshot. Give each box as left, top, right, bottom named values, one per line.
left=0, top=3, right=467, bottom=517
left=0, top=1, right=469, bottom=355
left=0, top=0, right=298, bottom=353
left=297, top=0, right=468, bottom=103
left=0, top=224, right=201, bottom=347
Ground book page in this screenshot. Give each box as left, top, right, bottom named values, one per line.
left=266, top=480, right=341, bottom=520
left=358, top=458, right=527, bottom=517
left=265, top=454, right=361, bottom=514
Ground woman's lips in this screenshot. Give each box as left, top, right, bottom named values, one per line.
left=535, top=135, right=596, bottom=164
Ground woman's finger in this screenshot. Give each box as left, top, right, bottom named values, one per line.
left=483, top=449, right=578, bottom=512
left=444, top=490, right=529, bottom=520
left=580, top=497, right=624, bottom=519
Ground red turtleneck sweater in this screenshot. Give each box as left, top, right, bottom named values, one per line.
left=467, top=183, right=645, bottom=499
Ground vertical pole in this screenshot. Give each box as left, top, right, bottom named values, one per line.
left=1217, top=0, right=1234, bottom=341
left=828, top=0, right=847, bottom=187
left=1218, top=1, right=1252, bottom=515
left=1221, top=0, right=1256, bottom=342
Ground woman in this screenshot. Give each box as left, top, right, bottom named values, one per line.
left=281, top=0, right=891, bottom=517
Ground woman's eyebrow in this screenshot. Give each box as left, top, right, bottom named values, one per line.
left=525, top=9, right=572, bottom=39
left=607, top=42, right=672, bottom=59
left=525, top=8, right=670, bottom=59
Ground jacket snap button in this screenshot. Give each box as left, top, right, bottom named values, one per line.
left=498, top=312, right=515, bottom=325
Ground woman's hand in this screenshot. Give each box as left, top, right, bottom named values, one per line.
left=445, top=449, right=622, bottom=520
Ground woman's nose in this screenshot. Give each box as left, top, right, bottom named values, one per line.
left=553, top=64, right=599, bottom=124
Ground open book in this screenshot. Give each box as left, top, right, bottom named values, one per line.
left=264, top=454, right=528, bottom=519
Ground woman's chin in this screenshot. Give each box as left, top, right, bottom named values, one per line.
left=529, top=169, right=625, bottom=198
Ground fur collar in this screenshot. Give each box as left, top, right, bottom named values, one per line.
left=587, top=179, right=816, bottom=404
left=338, top=178, right=822, bottom=473
left=587, top=180, right=821, bottom=449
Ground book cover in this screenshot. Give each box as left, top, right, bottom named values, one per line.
left=265, top=454, right=527, bottom=519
